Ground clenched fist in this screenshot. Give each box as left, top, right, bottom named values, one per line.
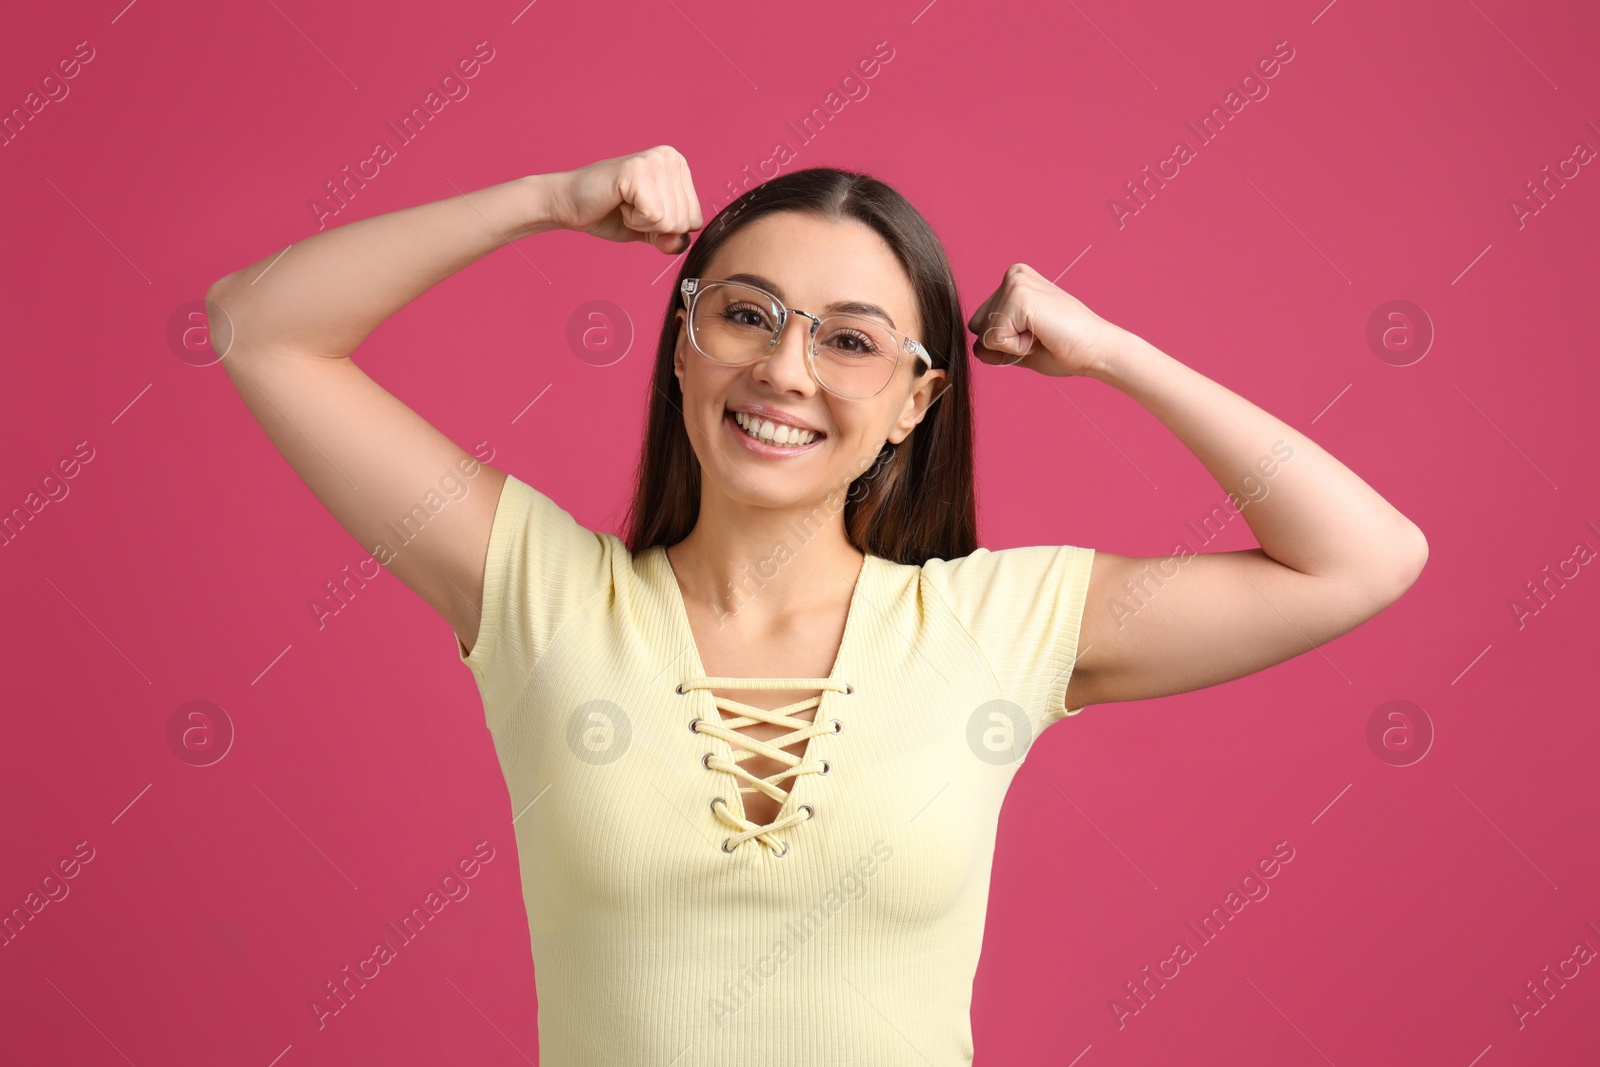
left=967, top=263, right=1125, bottom=378
left=548, top=145, right=705, bottom=254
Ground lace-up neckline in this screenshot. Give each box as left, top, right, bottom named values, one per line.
left=655, top=547, right=875, bottom=857
left=680, top=676, right=852, bottom=855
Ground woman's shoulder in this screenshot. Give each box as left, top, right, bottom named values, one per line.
left=499, top=472, right=632, bottom=549
left=916, top=541, right=1095, bottom=602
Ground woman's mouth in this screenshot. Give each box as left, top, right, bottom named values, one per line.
left=725, top=409, right=824, bottom=454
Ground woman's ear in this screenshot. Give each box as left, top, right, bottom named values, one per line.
left=888, top=369, right=948, bottom=443
left=910, top=369, right=950, bottom=420
left=672, top=308, right=687, bottom=385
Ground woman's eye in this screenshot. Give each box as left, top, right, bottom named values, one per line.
left=826, top=330, right=878, bottom=354
left=724, top=304, right=771, bottom=329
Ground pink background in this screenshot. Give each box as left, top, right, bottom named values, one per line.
left=3, top=0, right=1598, bottom=1064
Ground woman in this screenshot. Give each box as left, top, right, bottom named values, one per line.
left=207, top=145, right=1427, bottom=1065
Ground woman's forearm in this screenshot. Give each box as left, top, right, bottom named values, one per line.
left=1090, top=329, right=1427, bottom=589
left=207, top=172, right=562, bottom=359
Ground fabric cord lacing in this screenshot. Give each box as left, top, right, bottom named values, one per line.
left=678, top=676, right=853, bottom=856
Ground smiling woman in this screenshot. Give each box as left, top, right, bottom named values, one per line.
left=206, top=144, right=1425, bottom=1065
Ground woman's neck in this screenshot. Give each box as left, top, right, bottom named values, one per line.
left=665, top=496, right=865, bottom=625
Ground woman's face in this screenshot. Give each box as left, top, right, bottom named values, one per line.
left=672, top=211, right=948, bottom=513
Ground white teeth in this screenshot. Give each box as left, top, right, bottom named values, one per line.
left=733, top=411, right=817, bottom=447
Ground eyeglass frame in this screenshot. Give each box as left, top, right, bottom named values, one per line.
left=678, top=276, right=935, bottom=400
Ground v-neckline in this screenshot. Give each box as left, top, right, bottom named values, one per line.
left=654, top=544, right=875, bottom=690
left=653, top=545, right=875, bottom=836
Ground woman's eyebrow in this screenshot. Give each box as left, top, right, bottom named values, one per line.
left=724, top=271, right=899, bottom=331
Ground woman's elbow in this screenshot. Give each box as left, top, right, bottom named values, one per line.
left=204, top=274, right=244, bottom=363
left=205, top=270, right=240, bottom=305
left=1374, top=522, right=1428, bottom=604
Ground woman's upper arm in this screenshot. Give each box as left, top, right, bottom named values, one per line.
left=211, top=293, right=506, bottom=652
left=1064, top=544, right=1424, bottom=710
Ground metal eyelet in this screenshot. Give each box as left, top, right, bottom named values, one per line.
left=843, top=683, right=854, bottom=695
left=721, top=838, right=737, bottom=854
left=818, top=759, right=831, bottom=775
left=830, top=719, right=843, bottom=734
left=710, top=796, right=725, bottom=812
left=675, top=683, right=688, bottom=695
left=689, top=717, right=702, bottom=733
left=702, top=752, right=714, bottom=770
left=771, top=841, right=791, bottom=858
left=799, top=803, right=814, bottom=820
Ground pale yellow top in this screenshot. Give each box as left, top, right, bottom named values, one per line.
left=457, top=474, right=1094, bottom=1066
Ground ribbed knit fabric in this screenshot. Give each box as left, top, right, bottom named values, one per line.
left=456, top=474, right=1095, bottom=1066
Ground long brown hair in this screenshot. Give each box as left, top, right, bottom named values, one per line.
left=622, top=167, right=977, bottom=566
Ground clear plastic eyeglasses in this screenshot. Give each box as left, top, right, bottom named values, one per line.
left=679, top=276, right=934, bottom=400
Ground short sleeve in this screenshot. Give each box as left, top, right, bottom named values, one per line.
left=921, top=543, right=1095, bottom=727
left=456, top=473, right=614, bottom=723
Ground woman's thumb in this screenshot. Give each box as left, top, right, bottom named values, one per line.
left=650, top=231, right=691, bottom=254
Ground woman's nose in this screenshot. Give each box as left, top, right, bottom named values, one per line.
left=757, top=316, right=817, bottom=393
